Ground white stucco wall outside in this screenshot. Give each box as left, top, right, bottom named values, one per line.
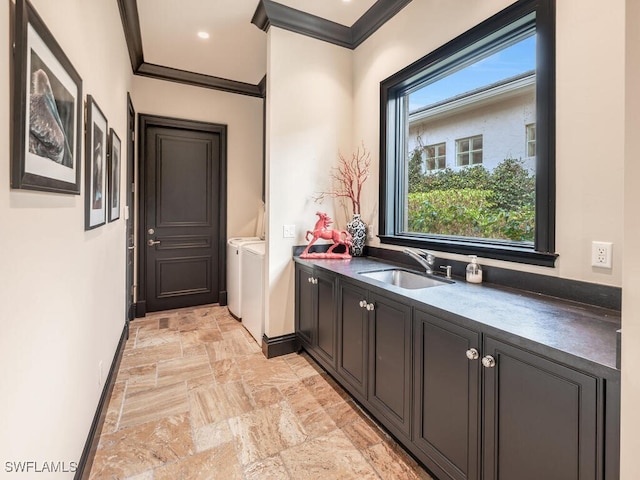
left=408, top=89, right=536, bottom=173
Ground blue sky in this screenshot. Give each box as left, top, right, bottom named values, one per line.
left=409, top=35, right=536, bottom=111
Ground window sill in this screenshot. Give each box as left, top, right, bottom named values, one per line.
left=378, top=234, right=558, bottom=267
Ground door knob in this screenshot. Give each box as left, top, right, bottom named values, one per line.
left=147, top=239, right=161, bottom=246
left=466, top=348, right=479, bottom=360
left=481, top=355, right=496, bottom=368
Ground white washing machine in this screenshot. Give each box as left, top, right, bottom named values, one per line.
left=227, top=237, right=263, bottom=319
left=241, top=242, right=265, bottom=344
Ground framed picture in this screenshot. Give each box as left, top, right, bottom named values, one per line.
left=108, top=129, right=121, bottom=222
left=85, top=96, right=108, bottom=230
left=11, top=0, right=82, bottom=194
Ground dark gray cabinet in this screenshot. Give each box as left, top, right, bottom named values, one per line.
left=336, top=280, right=412, bottom=438
left=337, top=280, right=369, bottom=400
left=413, top=310, right=480, bottom=480
left=295, top=264, right=315, bottom=347
left=368, top=291, right=412, bottom=438
left=482, top=336, right=598, bottom=480
left=294, top=263, right=337, bottom=369
left=294, top=261, right=616, bottom=480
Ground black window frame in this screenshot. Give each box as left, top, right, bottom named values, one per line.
left=379, top=0, right=557, bottom=267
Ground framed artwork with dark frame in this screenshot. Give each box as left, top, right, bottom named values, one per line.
left=108, top=129, right=121, bottom=222
left=85, top=95, right=108, bottom=230
left=11, top=0, right=83, bottom=194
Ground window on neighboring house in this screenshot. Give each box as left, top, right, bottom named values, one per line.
left=526, top=123, right=536, bottom=157
left=425, top=142, right=446, bottom=171
left=456, top=136, right=483, bottom=166
left=379, top=0, right=556, bottom=267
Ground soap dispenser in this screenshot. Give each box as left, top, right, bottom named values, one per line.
left=466, top=255, right=483, bottom=284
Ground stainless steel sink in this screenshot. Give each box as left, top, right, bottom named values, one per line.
left=358, top=269, right=453, bottom=289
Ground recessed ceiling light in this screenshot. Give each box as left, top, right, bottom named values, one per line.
left=197, top=31, right=210, bottom=39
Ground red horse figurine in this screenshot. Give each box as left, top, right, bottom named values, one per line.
left=301, top=212, right=352, bottom=258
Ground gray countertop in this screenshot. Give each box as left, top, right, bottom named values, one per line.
left=294, top=256, right=621, bottom=374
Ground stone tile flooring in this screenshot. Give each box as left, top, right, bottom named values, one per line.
left=89, top=304, right=433, bottom=480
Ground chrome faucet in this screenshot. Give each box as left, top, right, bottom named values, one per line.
left=403, top=248, right=436, bottom=275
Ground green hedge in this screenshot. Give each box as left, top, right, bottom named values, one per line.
left=407, top=158, right=535, bottom=241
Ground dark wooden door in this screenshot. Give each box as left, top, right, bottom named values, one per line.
left=295, top=264, right=315, bottom=348
left=367, top=292, right=412, bottom=438
left=337, top=281, right=369, bottom=401
left=139, top=115, right=227, bottom=314
left=413, top=310, right=480, bottom=480
left=482, top=336, right=598, bottom=480
left=125, top=94, right=135, bottom=320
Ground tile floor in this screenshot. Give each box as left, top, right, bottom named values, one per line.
left=89, top=304, right=433, bottom=480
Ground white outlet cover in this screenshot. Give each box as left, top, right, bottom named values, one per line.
left=591, top=241, right=613, bottom=268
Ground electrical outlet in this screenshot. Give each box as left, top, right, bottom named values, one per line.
left=283, top=224, right=295, bottom=238
left=591, top=241, right=613, bottom=268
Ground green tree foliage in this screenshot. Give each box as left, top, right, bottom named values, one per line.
left=407, top=153, right=535, bottom=242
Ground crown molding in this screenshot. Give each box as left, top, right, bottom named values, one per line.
left=136, top=63, right=263, bottom=97
left=351, top=0, right=413, bottom=48
left=252, top=0, right=352, bottom=48
left=252, top=0, right=412, bottom=50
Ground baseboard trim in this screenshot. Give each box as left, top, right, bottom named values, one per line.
left=261, top=333, right=299, bottom=359
left=74, top=322, right=129, bottom=480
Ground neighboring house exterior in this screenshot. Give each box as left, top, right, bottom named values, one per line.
left=408, top=71, right=536, bottom=174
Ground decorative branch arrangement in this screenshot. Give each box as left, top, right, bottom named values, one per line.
left=313, top=144, right=371, bottom=215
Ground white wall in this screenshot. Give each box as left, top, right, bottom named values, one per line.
left=352, top=0, right=625, bottom=288
left=265, top=27, right=353, bottom=338
left=0, top=0, right=132, bottom=477
left=130, top=77, right=265, bottom=239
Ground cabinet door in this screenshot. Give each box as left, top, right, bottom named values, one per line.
left=315, top=270, right=337, bottom=368
left=337, top=281, right=369, bottom=400
left=413, top=310, right=480, bottom=480
left=368, top=292, right=412, bottom=438
left=482, top=337, right=598, bottom=480
left=295, top=264, right=315, bottom=348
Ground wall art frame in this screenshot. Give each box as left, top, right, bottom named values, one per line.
left=11, top=0, right=83, bottom=194
left=108, top=129, right=121, bottom=222
left=85, top=95, right=108, bottom=230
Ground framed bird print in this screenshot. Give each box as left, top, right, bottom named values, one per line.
left=11, top=0, right=83, bottom=194
left=85, top=96, right=108, bottom=230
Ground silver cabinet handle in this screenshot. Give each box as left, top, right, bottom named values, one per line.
left=308, top=277, right=313, bottom=283
left=366, top=303, right=375, bottom=311
left=482, top=355, right=496, bottom=368
left=359, top=300, right=367, bottom=308
left=127, top=246, right=135, bottom=250
left=466, top=348, right=479, bottom=360
left=147, top=239, right=161, bottom=246
left=312, top=278, right=318, bottom=284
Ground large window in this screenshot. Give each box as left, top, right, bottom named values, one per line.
left=380, top=0, right=556, bottom=266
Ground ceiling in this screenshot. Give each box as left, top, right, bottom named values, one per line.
left=136, top=0, right=376, bottom=84
left=120, top=0, right=408, bottom=96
